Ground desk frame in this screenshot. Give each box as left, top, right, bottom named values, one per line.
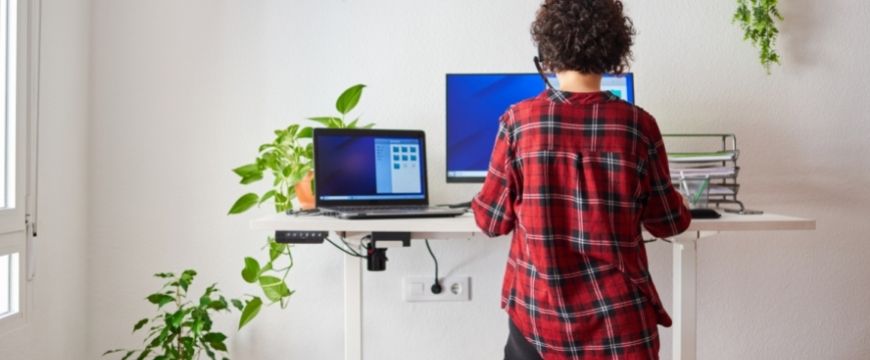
left=253, top=213, right=814, bottom=360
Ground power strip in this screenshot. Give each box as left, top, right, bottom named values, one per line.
left=275, top=231, right=328, bottom=244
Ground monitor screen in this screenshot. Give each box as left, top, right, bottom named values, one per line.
left=314, top=130, right=427, bottom=204
left=445, top=73, right=634, bottom=183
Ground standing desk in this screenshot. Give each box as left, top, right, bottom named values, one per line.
left=252, top=212, right=815, bottom=360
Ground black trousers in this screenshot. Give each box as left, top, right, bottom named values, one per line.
left=504, top=320, right=543, bottom=360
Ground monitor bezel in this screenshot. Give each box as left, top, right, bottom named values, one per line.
left=444, top=72, right=635, bottom=184
left=313, top=128, right=430, bottom=207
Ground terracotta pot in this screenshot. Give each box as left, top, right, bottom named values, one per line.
left=295, top=171, right=316, bottom=210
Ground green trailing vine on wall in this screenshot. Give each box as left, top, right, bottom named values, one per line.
left=734, top=0, right=783, bottom=73
left=227, top=85, right=373, bottom=330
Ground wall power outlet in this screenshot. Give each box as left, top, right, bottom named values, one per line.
left=402, top=276, right=471, bottom=302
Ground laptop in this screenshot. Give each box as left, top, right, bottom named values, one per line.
left=312, top=128, right=466, bottom=220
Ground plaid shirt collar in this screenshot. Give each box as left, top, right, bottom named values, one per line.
left=542, top=89, right=620, bottom=105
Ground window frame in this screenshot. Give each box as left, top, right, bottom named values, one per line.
left=0, top=0, right=39, bottom=334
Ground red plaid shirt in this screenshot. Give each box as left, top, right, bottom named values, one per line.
left=472, top=90, right=691, bottom=360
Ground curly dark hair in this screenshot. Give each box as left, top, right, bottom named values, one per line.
left=531, top=0, right=636, bottom=74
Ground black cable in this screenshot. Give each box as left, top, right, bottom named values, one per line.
left=338, top=236, right=364, bottom=257
left=325, top=238, right=365, bottom=258
left=424, top=239, right=442, bottom=294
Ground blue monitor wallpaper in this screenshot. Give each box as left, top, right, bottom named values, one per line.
left=445, top=73, right=633, bottom=182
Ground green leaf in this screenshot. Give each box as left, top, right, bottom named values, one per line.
left=269, top=241, right=286, bottom=261
left=259, top=276, right=293, bottom=302
left=308, top=117, right=342, bottom=128
left=135, top=349, right=151, bottom=360
left=228, top=193, right=259, bottom=215
left=121, top=350, right=137, bottom=360
left=258, top=190, right=277, bottom=206
left=297, top=127, right=314, bottom=138
left=304, top=144, right=314, bottom=159
left=238, top=297, right=263, bottom=329
left=362, top=123, right=375, bottom=129
left=192, top=317, right=204, bottom=336
left=210, top=340, right=228, bottom=352
left=240, top=173, right=263, bottom=185
left=231, top=299, right=244, bottom=311
left=154, top=272, right=174, bottom=279
left=179, top=270, right=196, bottom=292
left=146, top=294, right=174, bottom=308
left=203, top=332, right=227, bottom=343
left=132, top=318, right=149, bottom=332
left=209, top=298, right=228, bottom=311
left=203, top=283, right=217, bottom=297
left=167, top=309, right=186, bottom=328
left=232, top=164, right=262, bottom=178
left=260, top=261, right=273, bottom=272
left=241, top=257, right=260, bottom=283
left=258, top=144, right=275, bottom=154
left=336, top=84, right=366, bottom=115
left=103, top=349, right=126, bottom=356
left=286, top=124, right=300, bottom=137
left=346, top=117, right=360, bottom=129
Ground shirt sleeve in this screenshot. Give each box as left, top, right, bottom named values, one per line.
left=640, top=119, right=691, bottom=238
left=471, top=111, right=518, bottom=237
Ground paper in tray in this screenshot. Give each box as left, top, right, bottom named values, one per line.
left=668, top=151, right=738, bottom=163
left=670, top=166, right=738, bottom=179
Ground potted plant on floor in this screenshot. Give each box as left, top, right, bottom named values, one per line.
left=104, top=270, right=243, bottom=360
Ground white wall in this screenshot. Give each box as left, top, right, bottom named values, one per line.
left=88, top=1, right=870, bottom=360
left=0, top=0, right=91, bottom=359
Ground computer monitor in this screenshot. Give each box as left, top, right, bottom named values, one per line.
left=445, top=73, right=635, bottom=183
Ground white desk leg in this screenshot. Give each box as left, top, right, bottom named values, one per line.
left=344, top=247, right=363, bottom=360
left=672, top=234, right=698, bottom=360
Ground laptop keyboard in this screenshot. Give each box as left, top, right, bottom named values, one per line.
left=329, top=205, right=432, bottom=212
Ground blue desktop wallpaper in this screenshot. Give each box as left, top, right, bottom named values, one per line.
left=316, top=135, right=377, bottom=197
left=446, top=74, right=547, bottom=176
left=315, top=135, right=426, bottom=198
left=446, top=73, right=634, bottom=181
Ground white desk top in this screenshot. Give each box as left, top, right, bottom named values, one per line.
left=251, top=212, right=815, bottom=235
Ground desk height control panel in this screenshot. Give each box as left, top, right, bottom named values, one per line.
left=275, top=231, right=329, bottom=244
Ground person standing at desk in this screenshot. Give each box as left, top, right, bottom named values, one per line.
left=471, top=1, right=692, bottom=359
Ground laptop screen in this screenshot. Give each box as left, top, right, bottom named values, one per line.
left=313, top=129, right=428, bottom=206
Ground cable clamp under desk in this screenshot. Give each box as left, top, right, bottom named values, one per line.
left=365, top=232, right=411, bottom=272
left=370, top=232, right=411, bottom=247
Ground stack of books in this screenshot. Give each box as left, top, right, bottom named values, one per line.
left=665, top=135, right=745, bottom=212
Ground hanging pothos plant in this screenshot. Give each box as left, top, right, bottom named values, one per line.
left=227, top=84, right=373, bottom=329
left=733, top=0, right=783, bottom=73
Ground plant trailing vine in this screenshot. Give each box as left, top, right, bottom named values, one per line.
left=104, top=270, right=241, bottom=360
left=227, top=84, right=373, bottom=329
left=733, top=0, right=783, bottom=73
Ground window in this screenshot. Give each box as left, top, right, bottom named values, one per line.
left=0, top=0, right=33, bottom=332
left=0, top=253, right=19, bottom=319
